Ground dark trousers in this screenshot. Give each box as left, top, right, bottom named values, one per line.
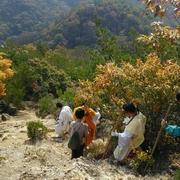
left=71, top=144, right=85, bottom=159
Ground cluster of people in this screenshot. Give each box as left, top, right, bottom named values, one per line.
left=54, top=92, right=180, bottom=162
left=54, top=103, right=101, bottom=159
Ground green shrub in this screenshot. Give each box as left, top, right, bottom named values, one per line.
left=174, top=169, right=180, bottom=180
left=37, top=95, right=56, bottom=118
left=29, top=58, right=69, bottom=98
left=127, top=150, right=154, bottom=174
left=57, top=88, right=75, bottom=106
left=27, top=121, right=47, bottom=141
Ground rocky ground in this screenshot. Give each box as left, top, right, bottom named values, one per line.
left=0, top=109, right=176, bottom=180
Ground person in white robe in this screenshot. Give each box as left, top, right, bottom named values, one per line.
left=55, top=103, right=73, bottom=137
left=112, top=103, right=146, bottom=161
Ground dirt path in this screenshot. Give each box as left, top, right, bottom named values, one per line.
left=0, top=109, right=171, bottom=180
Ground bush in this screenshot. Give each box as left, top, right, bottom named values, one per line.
left=87, top=139, right=108, bottom=158
left=37, top=95, right=56, bottom=118
left=75, top=54, right=180, bottom=149
left=0, top=54, right=14, bottom=97
left=127, top=150, right=154, bottom=174
left=174, top=169, right=180, bottom=180
left=57, top=88, right=75, bottom=107
left=29, top=58, right=69, bottom=98
left=27, top=121, right=47, bottom=141
left=5, top=79, right=26, bottom=107
left=2, top=45, right=69, bottom=106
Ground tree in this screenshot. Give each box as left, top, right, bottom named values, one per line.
left=137, top=22, right=180, bottom=62
left=140, top=0, right=180, bottom=18
left=75, top=53, right=180, bottom=148
left=0, top=53, right=14, bottom=96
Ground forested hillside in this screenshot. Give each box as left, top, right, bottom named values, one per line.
left=0, top=0, right=179, bottom=179
left=0, top=0, right=83, bottom=44
left=0, top=0, right=152, bottom=46
left=44, top=0, right=153, bottom=48
left=0, top=0, right=177, bottom=47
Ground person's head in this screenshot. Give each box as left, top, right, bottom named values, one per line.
left=75, top=108, right=85, bottom=120
left=176, top=92, right=180, bottom=102
left=122, top=103, right=137, bottom=118
left=56, top=102, right=63, bottom=109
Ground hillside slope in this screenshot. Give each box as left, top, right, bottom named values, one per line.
left=0, top=0, right=152, bottom=46
left=0, top=109, right=172, bottom=179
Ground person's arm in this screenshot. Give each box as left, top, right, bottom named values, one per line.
left=111, top=131, right=120, bottom=137
left=161, top=119, right=167, bottom=128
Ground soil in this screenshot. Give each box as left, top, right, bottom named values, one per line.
left=0, top=109, right=176, bottom=180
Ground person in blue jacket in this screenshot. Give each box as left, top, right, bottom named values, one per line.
left=161, top=92, right=180, bottom=137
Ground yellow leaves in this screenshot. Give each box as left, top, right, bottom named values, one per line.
left=95, top=63, right=120, bottom=89
left=141, top=0, right=180, bottom=18
left=127, top=149, right=154, bottom=171
left=75, top=53, right=180, bottom=121
left=0, top=82, right=6, bottom=96
left=0, top=54, right=14, bottom=97
left=136, top=150, right=150, bottom=161
left=137, top=23, right=180, bottom=56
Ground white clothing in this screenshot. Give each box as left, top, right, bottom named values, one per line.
left=93, top=111, right=101, bottom=125
left=125, top=112, right=146, bottom=148
left=112, top=131, right=133, bottom=161
left=112, top=112, right=146, bottom=161
left=123, top=117, right=131, bottom=125
left=55, top=106, right=73, bottom=137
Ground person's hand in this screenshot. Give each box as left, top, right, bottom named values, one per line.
left=96, top=107, right=100, bottom=111
left=111, top=130, right=118, bottom=136
left=161, top=119, right=167, bottom=127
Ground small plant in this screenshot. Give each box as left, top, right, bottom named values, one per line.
left=127, top=150, right=154, bottom=174
left=0, top=156, right=6, bottom=163
left=27, top=121, right=48, bottom=141
left=24, top=146, right=48, bottom=164
left=87, top=138, right=108, bottom=158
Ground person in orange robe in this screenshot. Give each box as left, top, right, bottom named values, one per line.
left=73, top=105, right=96, bottom=146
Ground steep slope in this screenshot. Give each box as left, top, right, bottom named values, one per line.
left=0, top=109, right=172, bottom=179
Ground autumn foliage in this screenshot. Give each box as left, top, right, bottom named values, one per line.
left=0, top=54, right=14, bottom=97
left=137, top=22, right=180, bottom=61
left=75, top=54, right=180, bottom=146
left=141, top=0, right=180, bottom=18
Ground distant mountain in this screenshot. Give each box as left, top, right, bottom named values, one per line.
left=43, top=0, right=153, bottom=47
left=0, top=0, right=177, bottom=47
left=0, top=0, right=84, bottom=43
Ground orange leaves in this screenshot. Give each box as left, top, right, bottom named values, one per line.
left=137, top=22, right=180, bottom=61
left=0, top=54, right=14, bottom=97
left=95, top=63, right=120, bottom=89
left=75, top=53, right=180, bottom=121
